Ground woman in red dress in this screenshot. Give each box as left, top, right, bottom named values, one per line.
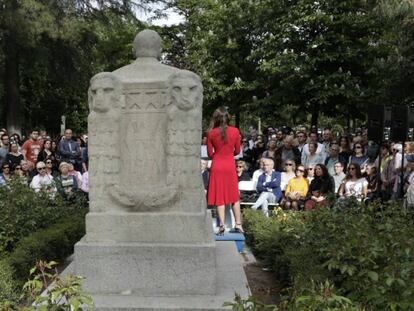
left=207, top=106, right=243, bottom=235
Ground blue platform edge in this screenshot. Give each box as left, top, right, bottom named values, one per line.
left=214, top=232, right=245, bottom=253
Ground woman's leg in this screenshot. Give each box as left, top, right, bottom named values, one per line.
left=217, top=205, right=225, bottom=227
left=291, top=200, right=298, bottom=210
left=232, top=201, right=242, bottom=225
left=284, top=199, right=291, bottom=210
left=232, top=201, right=244, bottom=232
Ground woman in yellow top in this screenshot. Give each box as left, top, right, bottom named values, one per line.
left=283, top=165, right=309, bottom=210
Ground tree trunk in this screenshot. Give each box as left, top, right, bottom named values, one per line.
left=4, top=0, right=22, bottom=135
left=311, top=103, right=319, bottom=127
left=4, top=38, right=21, bottom=135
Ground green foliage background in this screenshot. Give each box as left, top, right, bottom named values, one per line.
left=243, top=201, right=414, bottom=310
left=0, top=180, right=88, bottom=304
left=1, top=0, right=414, bottom=133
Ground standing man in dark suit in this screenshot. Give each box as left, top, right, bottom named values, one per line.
left=58, top=129, right=81, bottom=171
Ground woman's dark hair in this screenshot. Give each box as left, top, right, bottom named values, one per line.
left=353, top=143, right=365, bottom=154
left=345, top=163, right=362, bottom=180
left=11, top=133, right=21, bottom=144
left=211, top=106, right=230, bottom=142
left=42, top=139, right=52, bottom=150
left=315, top=164, right=329, bottom=178
left=339, top=136, right=350, bottom=147
left=9, top=142, right=18, bottom=152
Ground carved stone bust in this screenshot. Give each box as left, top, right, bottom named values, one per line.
left=88, top=30, right=205, bottom=213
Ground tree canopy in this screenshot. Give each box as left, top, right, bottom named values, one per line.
left=1, top=0, right=414, bottom=134
left=169, top=0, right=414, bottom=128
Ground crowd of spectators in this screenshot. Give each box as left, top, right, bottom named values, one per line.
left=201, top=125, right=414, bottom=215
left=2, top=123, right=414, bottom=212
left=0, top=128, right=88, bottom=200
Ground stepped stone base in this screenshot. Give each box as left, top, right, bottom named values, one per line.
left=63, top=241, right=249, bottom=310
left=73, top=239, right=216, bottom=296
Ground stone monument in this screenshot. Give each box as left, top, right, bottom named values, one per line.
left=68, top=29, right=248, bottom=310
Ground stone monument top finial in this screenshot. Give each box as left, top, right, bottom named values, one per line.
left=133, top=29, right=162, bottom=59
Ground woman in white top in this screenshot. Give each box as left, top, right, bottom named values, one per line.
left=30, top=161, right=55, bottom=193
left=339, top=163, right=368, bottom=201
left=280, top=160, right=296, bottom=191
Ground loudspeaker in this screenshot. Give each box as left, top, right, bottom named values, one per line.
left=409, top=105, right=414, bottom=128
left=384, top=106, right=392, bottom=127
left=367, top=105, right=384, bottom=141
left=391, top=105, right=409, bottom=141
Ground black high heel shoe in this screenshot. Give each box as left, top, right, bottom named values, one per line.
left=216, top=225, right=225, bottom=236
left=233, top=223, right=244, bottom=234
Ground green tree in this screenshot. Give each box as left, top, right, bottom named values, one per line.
left=0, top=0, right=159, bottom=135
left=170, top=0, right=398, bottom=128
left=251, top=0, right=392, bottom=127
left=170, top=0, right=261, bottom=126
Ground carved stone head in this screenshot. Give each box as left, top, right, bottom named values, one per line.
left=169, top=70, right=203, bottom=111
left=89, top=72, right=120, bottom=113
left=133, top=29, right=162, bottom=60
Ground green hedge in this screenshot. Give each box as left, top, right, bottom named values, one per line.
left=0, top=179, right=87, bottom=255
left=243, top=201, right=414, bottom=310
left=0, top=259, right=18, bottom=303
left=6, top=214, right=86, bottom=284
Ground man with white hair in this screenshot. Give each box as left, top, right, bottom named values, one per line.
left=251, top=157, right=282, bottom=216
left=30, top=161, right=55, bottom=193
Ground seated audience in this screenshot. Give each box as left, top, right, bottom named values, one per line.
left=252, top=158, right=265, bottom=186
left=332, top=162, right=346, bottom=193
left=68, top=162, right=82, bottom=188
left=305, top=164, right=334, bottom=210
left=55, top=162, right=78, bottom=198
left=251, top=158, right=282, bottom=216
left=307, top=164, right=315, bottom=183
left=283, top=165, right=309, bottom=210
left=365, top=164, right=379, bottom=203
left=274, top=136, right=301, bottom=171
left=1, top=163, right=11, bottom=184
left=262, top=139, right=277, bottom=163
left=325, top=143, right=347, bottom=175
left=45, top=158, right=59, bottom=177
left=349, top=143, right=369, bottom=173
left=37, top=139, right=55, bottom=163
left=236, top=160, right=251, bottom=182
left=201, top=159, right=209, bottom=193
left=302, top=131, right=325, bottom=162
left=6, top=142, right=23, bottom=171
left=302, top=142, right=325, bottom=169
left=280, top=160, right=296, bottom=191
left=339, top=163, right=368, bottom=201
left=81, top=171, right=89, bottom=193
left=339, top=135, right=352, bottom=164
left=30, top=161, right=55, bottom=193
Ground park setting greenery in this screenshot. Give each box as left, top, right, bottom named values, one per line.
left=242, top=201, right=414, bottom=310
left=0, top=179, right=87, bottom=306
left=1, top=0, right=414, bottom=133
left=2, top=0, right=414, bottom=309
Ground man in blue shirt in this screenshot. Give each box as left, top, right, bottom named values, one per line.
left=251, top=157, right=282, bottom=216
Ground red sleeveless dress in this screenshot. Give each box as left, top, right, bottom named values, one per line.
left=207, top=126, right=240, bottom=206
